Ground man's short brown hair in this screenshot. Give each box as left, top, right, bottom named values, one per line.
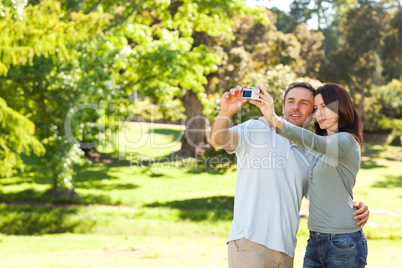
left=283, top=82, right=316, bottom=102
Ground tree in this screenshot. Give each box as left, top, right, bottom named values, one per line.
left=202, top=9, right=321, bottom=132
left=315, top=0, right=387, bottom=129
left=290, top=0, right=313, bottom=25
left=115, top=0, right=267, bottom=157
left=211, top=9, right=301, bottom=90
left=293, top=23, right=326, bottom=77
left=0, top=97, right=44, bottom=177
left=0, top=0, right=127, bottom=197
left=381, top=7, right=402, bottom=81
left=270, top=7, right=299, bottom=34
left=340, top=0, right=386, bottom=126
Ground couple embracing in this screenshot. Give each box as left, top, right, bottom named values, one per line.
left=210, top=82, right=369, bottom=268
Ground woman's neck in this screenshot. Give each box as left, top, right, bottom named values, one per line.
left=326, top=126, right=338, bottom=136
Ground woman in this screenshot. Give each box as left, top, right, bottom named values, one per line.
left=252, top=83, right=368, bottom=267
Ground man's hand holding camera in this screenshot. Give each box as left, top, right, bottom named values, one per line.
left=219, top=86, right=248, bottom=118
left=211, top=84, right=283, bottom=150
left=250, top=84, right=284, bottom=130
left=210, top=85, right=252, bottom=150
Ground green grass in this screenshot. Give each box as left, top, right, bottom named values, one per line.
left=98, top=121, right=185, bottom=160
left=0, top=123, right=401, bottom=267
left=354, top=142, right=402, bottom=209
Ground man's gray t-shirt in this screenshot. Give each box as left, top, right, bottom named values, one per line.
left=227, top=120, right=311, bottom=258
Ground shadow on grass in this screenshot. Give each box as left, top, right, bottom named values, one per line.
left=130, top=154, right=191, bottom=178
left=87, top=151, right=132, bottom=166
left=146, top=196, right=234, bottom=221
left=76, top=181, right=139, bottom=190
left=0, top=203, right=96, bottom=235
left=0, top=189, right=120, bottom=205
left=360, top=160, right=386, bottom=169
left=73, top=165, right=119, bottom=183
left=149, top=173, right=164, bottom=178
left=148, top=128, right=184, bottom=140
left=31, top=165, right=138, bottom=191
left=361, top=143, right=387, bottom=169
left=0, top=179, right=33, bottom=187
left=372, top=175, right=402, bottom=188
left=30, top=165, right=120, bottom=186
left=185, top=167, right=230, bottom=175
left=73, top=165, right=139, bottom=190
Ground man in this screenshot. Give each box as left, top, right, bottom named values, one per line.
left=209, top=82, right=369, bottom=267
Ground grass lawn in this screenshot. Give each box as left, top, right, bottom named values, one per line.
left=0, top=122, right=401, bottom=267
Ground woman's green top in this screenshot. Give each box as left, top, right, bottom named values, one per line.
left=277, top=120, right=361, bottom=233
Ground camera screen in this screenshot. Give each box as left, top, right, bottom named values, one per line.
left=242, top=90, right=252, bottom=97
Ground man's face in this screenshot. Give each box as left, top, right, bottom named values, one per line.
left=282, top=87, right=315, bottom=128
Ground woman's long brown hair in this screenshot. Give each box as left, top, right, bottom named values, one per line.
left=314, top=83, right=363, bottom=149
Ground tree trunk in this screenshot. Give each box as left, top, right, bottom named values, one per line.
left=51, top=174, right=80, bottom=199
left=175, top=90, right=209, bottom=158
left=205, top=72, right=217, bottom=97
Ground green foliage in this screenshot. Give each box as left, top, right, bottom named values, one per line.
left=344, top=0, right=385, bottom=56
left=2, top=0, right=267, bottom=185
left=197, top=147, right=236, bottom=172
left=289, top=0, right=312, bottom=25
left=209, top=9, right=306, bottom=98
left=381, top=8, right=402, bottom=81
left=0, top=97, right=44, bottom=177
left=293, top=23, right=326, bottom=77
left=130, top=38, right=220, bottom=101
left=0, top=0, right=28, bottom=19
left=121, top=0, right=263, bottom=107
left=128, top=98, right=185, bottom=123
left=375, top=79, right=402, bottom=119
left=270, top=7, right=298, bottom=33
left=0, top=0, right=135, bottom=194
left=0, top=0, right=107, bottom=75
left=364, top=79, right=402, bottom=134
left=0, top=40, right=128, bottom=191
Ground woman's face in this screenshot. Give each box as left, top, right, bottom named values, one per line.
left=313, top=94, right=339, bottom=135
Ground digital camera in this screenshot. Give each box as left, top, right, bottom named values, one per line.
left=241, top=87, right=260, bottom=100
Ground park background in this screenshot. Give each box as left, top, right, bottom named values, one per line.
left=0, top=0, right=401, bottom=267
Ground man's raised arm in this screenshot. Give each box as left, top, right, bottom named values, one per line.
left=209, top=86, right=247, bottom=151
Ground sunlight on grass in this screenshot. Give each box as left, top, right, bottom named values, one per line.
left=98, top=122, right=185, bottom=158
left=0, top=234, right=227, bottom=268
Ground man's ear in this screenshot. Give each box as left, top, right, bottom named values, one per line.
left=282, top=104, right=285, bottom=116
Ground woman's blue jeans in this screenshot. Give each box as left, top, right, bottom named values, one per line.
left=303, top=229, right=368, bottom=268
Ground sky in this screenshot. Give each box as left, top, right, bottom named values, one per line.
left=246, top=0, right=294, bottom=13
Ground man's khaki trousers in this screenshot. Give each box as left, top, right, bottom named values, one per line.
left=228, top=237, right=294, bottom=268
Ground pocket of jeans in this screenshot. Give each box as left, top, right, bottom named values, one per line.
left=361, top=235, right=368, bottom=256
left=330, top=234, right=356, bottom=250
left=359, top=235, right=368, bottom=265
